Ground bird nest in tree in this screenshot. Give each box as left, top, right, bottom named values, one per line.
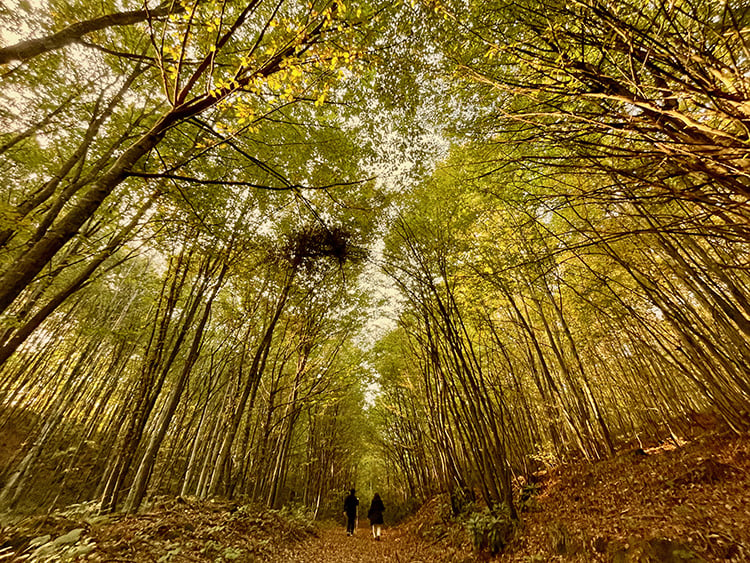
left=283, top=224, right=364, bottom=268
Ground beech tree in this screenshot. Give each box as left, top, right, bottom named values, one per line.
left=0, top=0, right=373, bottom=336
left=431, top=0, right=750, bottom=215
left=375, top=124, right=749, bottom=510
left=2, top=0, right=749, bottom=522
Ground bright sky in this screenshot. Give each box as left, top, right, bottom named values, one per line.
left=0, top=0, right=46, bottom=45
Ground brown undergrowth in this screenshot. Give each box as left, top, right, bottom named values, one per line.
left=0, top=430, right=747, bottom=562
left=396, top=431, right=749, bottom=562
left=498, top=431, right=750, bottom=562
left=0, top=499, right=317, bottom=561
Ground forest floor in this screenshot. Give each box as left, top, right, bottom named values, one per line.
left=263, top=522, right=460, bottom=562
left=0, top=429, right=748, bottom=562
left=493, top=429, right=750, bottom=562
left=0, top=502, right=464, bottom=562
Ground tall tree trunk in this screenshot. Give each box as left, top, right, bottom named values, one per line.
left=0, top=192, right=159, bottom=369
left=207, top=278, right=293, bottom=496
left=125, top=259, right=228, bottom=512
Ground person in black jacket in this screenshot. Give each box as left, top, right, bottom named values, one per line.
left=343, top=489, right=359, bottom=536
left=367, top=493, right=385, bottom=540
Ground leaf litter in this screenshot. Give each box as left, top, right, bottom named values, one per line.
left=0, top=431, right=747, bottom=562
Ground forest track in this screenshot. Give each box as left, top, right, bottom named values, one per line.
left=264, top=521, right=464, bottom=563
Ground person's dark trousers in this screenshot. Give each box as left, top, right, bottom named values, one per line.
left=346, top=514, right=356, bottom=535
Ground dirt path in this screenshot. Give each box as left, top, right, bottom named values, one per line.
left=265, top=521, right=465, bottom=562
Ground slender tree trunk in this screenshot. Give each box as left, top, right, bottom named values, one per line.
left=0, top=192, right=159, bottom=369
left=125, top=259, right=228, bottom=512
left=207, top=278, right=293, bottom=496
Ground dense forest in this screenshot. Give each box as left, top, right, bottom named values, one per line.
left=0, top=0, right=749, bottom=556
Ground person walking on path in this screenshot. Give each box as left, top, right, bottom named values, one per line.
left=367, top=493, right=385, bottom=540
left=343, top=488, right=359, bottom=536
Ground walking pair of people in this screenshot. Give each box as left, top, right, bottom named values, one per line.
left=343, top=489, right=385, bottom=540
